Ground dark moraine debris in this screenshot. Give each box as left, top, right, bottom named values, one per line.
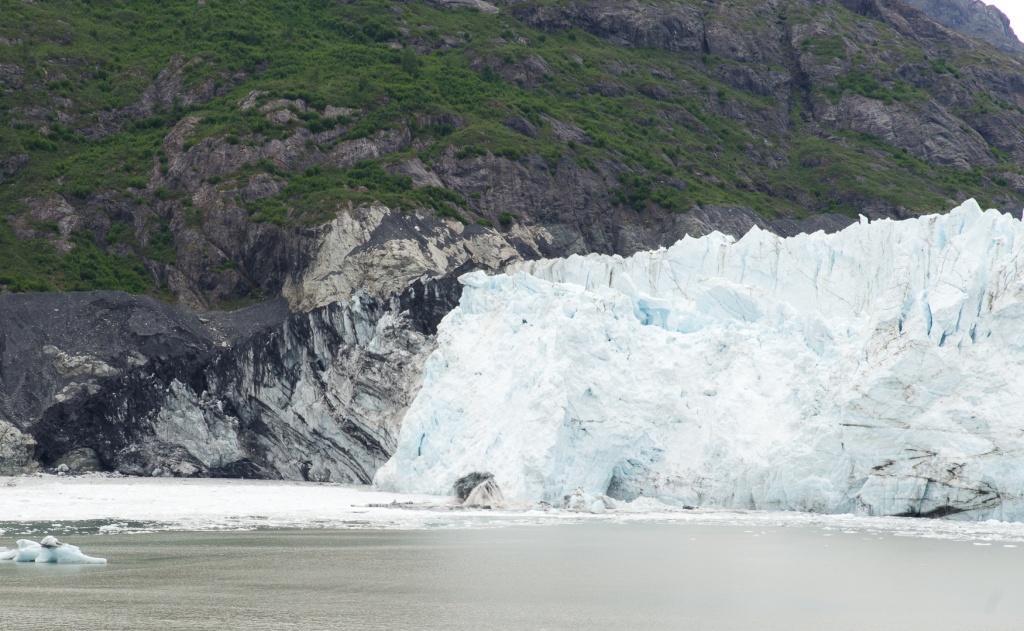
left=454, top=472, right=496, bottom=501
left=53, top=447, right=103, bottom=474
left=22, top=269, right=466, bottom=483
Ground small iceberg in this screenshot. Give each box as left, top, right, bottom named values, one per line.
left=562, top=488, right=616, bottom=514
left=0, top=536, right=107, bottom=564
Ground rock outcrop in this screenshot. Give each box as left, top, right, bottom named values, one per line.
left=0, top=420, right=36, bottom=475
left=281, top=204, right=542, bottom=311
left=5, top=0, right=1024, bottom=313
left=22, top=271, right=463, bottom=482
left=464, top=478, right=505, bottom=508
left=0, top=290, right=288, bottom=428
left=902, top=0, right=1024, bottom=55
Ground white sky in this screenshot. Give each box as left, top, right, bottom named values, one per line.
left=986, top=1, right=1024, bottom=42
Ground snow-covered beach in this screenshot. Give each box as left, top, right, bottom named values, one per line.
left=5, top=475, right=1024, bottom=545
left=4, top=484, right=1024, bottom=630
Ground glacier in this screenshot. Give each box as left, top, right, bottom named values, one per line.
left=375, top=200, right=1024, bottom=521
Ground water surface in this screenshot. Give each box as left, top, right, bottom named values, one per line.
left=1, top=523, right=1020, bottom=630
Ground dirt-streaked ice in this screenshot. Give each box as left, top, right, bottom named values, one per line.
left=376, top=200, right=1024, bottom=520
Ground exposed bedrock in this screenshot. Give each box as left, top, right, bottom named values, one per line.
left=900, top=0, right=1024, bottom=56
left=0, top=420, right=37, bottom=475
left=0, top=290, right=290, bottom=428
left=28, top=272, right=463, bottom=482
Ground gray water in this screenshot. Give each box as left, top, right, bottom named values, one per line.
left=0, top=523, right=1021, bottom=630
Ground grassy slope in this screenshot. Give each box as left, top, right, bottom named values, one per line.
left=0, top=0, right=1019, bottom=294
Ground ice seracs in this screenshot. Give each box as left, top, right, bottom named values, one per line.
left=0, top=536, right=107, bottom=564
left=375, top=200, right=1024, bottom=521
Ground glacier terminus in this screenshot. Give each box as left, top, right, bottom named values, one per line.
left=376, top=200, right=1024, bottom=520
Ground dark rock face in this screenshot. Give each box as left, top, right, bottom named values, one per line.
left=54, top=447, right=102, bottom=473
left=771, top=213, right=857, bottom=238
left=454, top=472, right=496, bottom=501
left=0, top=291, right=289, bottom=427
left=398, top=264, right=472, bottom=336
left=511, top=0, right=706, bottom=52
left=902, top=0, right=1024, bottom=55
left=25, top=273, right=464, bottom=482
left=0, top=154, right=28, bottom=184
left=0, top=291, right=285, bottom=474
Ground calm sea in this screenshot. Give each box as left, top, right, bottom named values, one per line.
left=0, top=523, right=1020, bottom=630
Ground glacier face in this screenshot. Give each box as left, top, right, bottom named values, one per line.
left=375, top=200, right=1024, bottom=520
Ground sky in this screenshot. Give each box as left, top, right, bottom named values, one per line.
left=987, top=1, right=1024, bottom=41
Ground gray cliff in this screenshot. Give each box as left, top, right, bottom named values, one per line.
left=902, top=0, right=1024, bottom=55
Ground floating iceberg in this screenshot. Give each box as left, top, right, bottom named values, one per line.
left=0, top=536, right=107, bottom=564
left=376, top=200, right=1024, bottom=521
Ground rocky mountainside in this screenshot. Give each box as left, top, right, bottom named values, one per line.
left=903, top=0, right=1024, bottom=55
left=3, top=0, right=1024, bottom=306
left=3, top=0, right=1024, bottom=482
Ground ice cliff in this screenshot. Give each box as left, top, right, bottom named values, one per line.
left=376, top=200, right=1024, bottom=521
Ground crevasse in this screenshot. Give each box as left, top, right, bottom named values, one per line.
left=374, top=200, right=1024, bottom=520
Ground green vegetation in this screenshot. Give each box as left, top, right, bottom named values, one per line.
left=612, top=173, right=688, bottom=212
left=0, top=0, right=1019, bottom=295
left=247, top=161, right=467, bottom=225
left=0, top=221, right=150, bottom=293
left=802, top=36, right=847, bottom=60
left=825, top=70, right=927, bottom=105
left=780, top=136, right=947, bottom=216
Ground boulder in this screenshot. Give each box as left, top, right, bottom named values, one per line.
left=0, top=420, right=37, bottom=475
left=454, top=471, right=495, bottom=501
left=54, top=447, right=103, bottom=474
left=464, top=478, right=505, bottom=508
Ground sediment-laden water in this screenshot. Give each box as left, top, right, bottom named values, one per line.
left=1, top=523, right=1021, bottom=630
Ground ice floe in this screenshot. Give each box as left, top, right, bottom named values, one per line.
left=4, top=476, right=1024, bottom=544
left=0, top=536, right=106, bottom=564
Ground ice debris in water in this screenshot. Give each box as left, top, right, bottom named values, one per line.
left=562, top=489, right=616, bottom=514
left=0, top=536, right=107, bottom=564
left=376, top=200, right=1024, bottom=521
